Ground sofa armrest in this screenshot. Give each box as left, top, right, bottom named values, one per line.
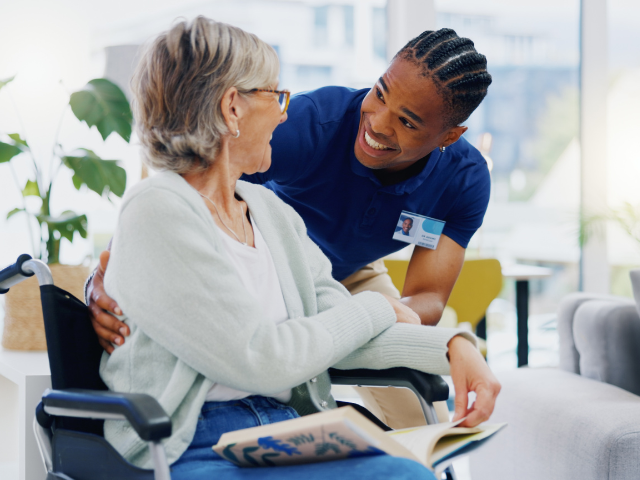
left=557, top=293, right=630, bottom=374
left=573, top=299, right=640, bottom=396
left=42, top=388, right=172, bottom=442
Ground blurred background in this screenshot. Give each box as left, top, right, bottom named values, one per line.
left=1, top=0, right=639, bottom=378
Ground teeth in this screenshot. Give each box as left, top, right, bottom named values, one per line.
left=365, top=131, right=391, bottom=150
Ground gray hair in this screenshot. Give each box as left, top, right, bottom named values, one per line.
left=131, top=16, right=280, bottom=173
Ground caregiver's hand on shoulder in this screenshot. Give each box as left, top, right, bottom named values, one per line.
left=448, top=335, right=501, bottom=428
left=88, top=250, right=129, bottom=354
left=381, top=294, right=421, bottom=325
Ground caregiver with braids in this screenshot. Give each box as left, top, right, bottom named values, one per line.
left=91, top=25, right=500, bottom=430
left=99, top=16, right=497, bottom=479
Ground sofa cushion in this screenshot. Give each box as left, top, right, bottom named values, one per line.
left=469, top=368, right=640, bottom=480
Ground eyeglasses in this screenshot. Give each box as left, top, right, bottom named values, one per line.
left=249, top=88, right=291, bottom=114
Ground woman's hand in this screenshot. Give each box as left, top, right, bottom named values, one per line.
left=87, top=251, right=129, bottom=354
left=380, top=294, right=421, bottom=325
left=448, top=335, right=501, bottom=427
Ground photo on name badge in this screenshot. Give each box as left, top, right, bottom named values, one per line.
left=393, top=214, right=418, bottom=240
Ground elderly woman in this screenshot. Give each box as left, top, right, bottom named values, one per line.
left=101, top=16, right=497, bottom=480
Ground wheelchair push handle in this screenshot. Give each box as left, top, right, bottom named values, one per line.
left=0, top=254, right=54, bottom=294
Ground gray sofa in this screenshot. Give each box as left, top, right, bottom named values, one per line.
left=469, top=291, right=640, bottom=480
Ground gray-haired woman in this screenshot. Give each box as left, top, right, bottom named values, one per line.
left=99, top=16, right=495, bottom=480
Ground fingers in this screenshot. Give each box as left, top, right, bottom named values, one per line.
left=98, top=336, right=115, bottom=355
left=386, top=298, right=420, bottom=325
left=92, top=317, right=124, bottom=347
left=89, top=301, right=129, bottom=339
left=458, top=382, right=501, bottom=427
left=459, top=402, right=489, bottom=427
left=89, top=267, right=122, bottom=316
left=90, top=249, right=124, bottom=355
left=452, top=385, right=469, bottom=423
left=93, top=291, right=123, bottom=316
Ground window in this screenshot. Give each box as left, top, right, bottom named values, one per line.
left=343, top=5, right=354, bottom=47
left=372, top=7, right=386, bottom=60
left=314, top=6, right=329, bottom=47
left=435, top=1, right=581, bottom=370
left=295, top=65, right=332, bottom=92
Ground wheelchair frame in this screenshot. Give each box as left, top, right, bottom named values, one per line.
left=0, top=254, right=456, bottom=480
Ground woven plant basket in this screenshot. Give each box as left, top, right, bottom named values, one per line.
left=1, top=264, right=89, bottom=351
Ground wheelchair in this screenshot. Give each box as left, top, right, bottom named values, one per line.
left=0, top=254, right=456, bottom=480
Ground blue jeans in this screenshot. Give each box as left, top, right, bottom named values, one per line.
left=170, top=396, right=436, bottom=480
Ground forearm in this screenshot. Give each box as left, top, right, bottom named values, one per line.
left=400, top=291, right=446, bottom=326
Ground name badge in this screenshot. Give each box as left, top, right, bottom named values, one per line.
left=392, top=211, right=445, bottom=250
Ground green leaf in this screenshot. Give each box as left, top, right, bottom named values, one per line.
left=0, top=141, right=23, bottom=163
left=0, top=76, right=15, bottom=92
left=8, top=133, right=29, bottom=149
left=69, top=78, right=132, bottom=142
left=22, top=179, right=40, bottom=197
left=62, top=149, right=126, bottom=198
left=7, top=208, right=25, bottom=220
left=37, top=211, right=88, bottom=243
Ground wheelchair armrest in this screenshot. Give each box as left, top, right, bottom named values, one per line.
left=328, top=367, right=449, bottom=403
left=42, top=388, right=172, bottom=442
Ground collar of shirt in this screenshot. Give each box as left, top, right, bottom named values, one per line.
left=373, top=152, right=431, bottom=187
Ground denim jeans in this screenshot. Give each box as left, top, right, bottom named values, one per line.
left=170, top=396, right=436, bottom=480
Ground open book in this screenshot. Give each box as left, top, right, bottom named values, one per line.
left=213, top=406, right=506, bottom=473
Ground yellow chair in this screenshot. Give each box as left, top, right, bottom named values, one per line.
left=384, top=258, right=503, bottom=356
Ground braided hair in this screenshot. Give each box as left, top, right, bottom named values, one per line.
left=396, top=28, right=492, bottom=128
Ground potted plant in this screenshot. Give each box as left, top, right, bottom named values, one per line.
left=0, top=75, right=132, bottom=350
left=581, top=203, right=640, bottom=304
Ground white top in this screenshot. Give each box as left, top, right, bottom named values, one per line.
left=205, top=215, right=292, bottom=403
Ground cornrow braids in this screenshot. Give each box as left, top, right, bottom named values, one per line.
left=396, top=28, right=492, bottom=128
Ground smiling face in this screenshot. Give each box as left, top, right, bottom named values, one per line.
left=354, top=58, right=467, bottom=172
left=402, top=218, right=413, bottom=233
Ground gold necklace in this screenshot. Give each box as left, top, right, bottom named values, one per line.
left=199, top=193, right=248, bottom=246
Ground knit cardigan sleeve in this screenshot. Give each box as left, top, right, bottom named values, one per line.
left=280, top=193, right=479, bottom=377
left=333, top=324, right=478, bottom=376
left=104, top=180, right=397, bottom=396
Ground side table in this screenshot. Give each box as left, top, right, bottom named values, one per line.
left=501, top=265, right=553, bottom=367
left=0, top=345, right=50, bottom=480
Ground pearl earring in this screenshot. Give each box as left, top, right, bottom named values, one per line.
left=233, top=130, right=240, bottom=138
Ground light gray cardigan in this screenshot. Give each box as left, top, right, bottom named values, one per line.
left=100, top=171, right=475, bottom=468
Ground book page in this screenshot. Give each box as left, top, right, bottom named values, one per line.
left=386, top=422, right=461, bottom=465
left=431, top=423, right=507, bottom=466
left=387, top=422, right=498, bottom=468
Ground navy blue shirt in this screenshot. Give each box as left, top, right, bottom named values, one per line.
left=244, top=87, right=491, bottom=281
